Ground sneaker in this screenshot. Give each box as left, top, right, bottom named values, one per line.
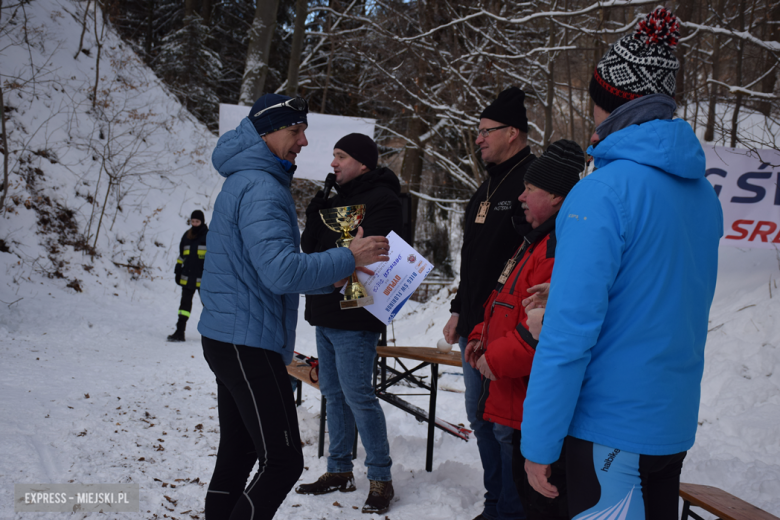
left=166, top=330, right=185, bottom=342
left=362, top=479, right=394, bottom=514
left=295, top=472, right=356, bottom=495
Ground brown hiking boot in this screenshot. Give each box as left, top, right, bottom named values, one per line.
left=361, top=479, right=394, bottom=514
left=295, top=472, right=356, bottom=495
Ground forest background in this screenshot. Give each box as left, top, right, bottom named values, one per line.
left=7, top=0, right=780, bottom=275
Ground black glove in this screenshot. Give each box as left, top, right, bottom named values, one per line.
left=305, top=190, right=329, bottom=220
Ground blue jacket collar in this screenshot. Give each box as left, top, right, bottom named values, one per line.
left=211, top=118, right=295, bottom=185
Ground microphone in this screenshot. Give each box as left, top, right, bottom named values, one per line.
left=323, top=173, right=337, bottom=199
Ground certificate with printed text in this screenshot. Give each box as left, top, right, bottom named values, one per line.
left=342, top=231, right=434, bottom=324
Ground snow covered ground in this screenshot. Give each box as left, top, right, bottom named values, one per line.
left=2, top=243, right=779, bottom=520
left=1, top=0, right=779, bottom=518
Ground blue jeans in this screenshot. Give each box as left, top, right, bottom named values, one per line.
left=461, top=337, right=525, bottom=520
left=316, top=327, right=392, bottom=482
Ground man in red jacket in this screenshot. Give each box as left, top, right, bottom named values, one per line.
left=465, top=140, right=584, bottom=520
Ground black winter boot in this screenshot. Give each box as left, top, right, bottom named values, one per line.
left=362, top=479, right=394, bottom=514
left=295, top=472, right=356, bottom=495
left=167, top=330, right=185, bottom=342
left=167, top=316, right=187, bottom=342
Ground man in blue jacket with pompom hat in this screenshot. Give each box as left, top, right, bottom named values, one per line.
left=520, top=8, right=723, bottom=519
left=197, top=93, right=390, bottom=520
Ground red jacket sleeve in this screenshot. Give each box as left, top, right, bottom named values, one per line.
left=485, top=251, right=554, bottom=379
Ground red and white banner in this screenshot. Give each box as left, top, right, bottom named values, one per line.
left=704, top=145, right=780, bottom=249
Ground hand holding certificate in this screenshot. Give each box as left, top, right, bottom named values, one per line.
left=341, top=231, right=434, bottom=324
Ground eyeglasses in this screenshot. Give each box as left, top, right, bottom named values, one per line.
left=476, top=125, right=509, bottom=138
left=253, top=96, right=308, bottom=119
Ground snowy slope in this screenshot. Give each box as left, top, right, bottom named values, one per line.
left=1, top=1, right=779, bottom=519
left=1, top=0, right=220, bottom=290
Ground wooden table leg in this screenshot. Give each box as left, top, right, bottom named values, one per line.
left=318, top=396, right=327, bottom=458
left=426, top=363, right=439, bottom=472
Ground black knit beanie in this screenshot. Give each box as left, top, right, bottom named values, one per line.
left=249, top=94, right=308, bottom=137
left=334, top=133, right=378, bottom=170
left=480, top=87, right=528, bottom=132
left=589, top=7, right=680, bottom=113
left=191, top=210, right=205, bottom=222
left=524, top=140, right=584, bottom=197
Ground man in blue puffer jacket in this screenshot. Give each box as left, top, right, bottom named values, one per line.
left=197, top=94, right=390, bottom=520
left=520, top=9, right=723, bottom=520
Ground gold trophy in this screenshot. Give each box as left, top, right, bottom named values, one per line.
left=320, top=204, right=374, bottom=309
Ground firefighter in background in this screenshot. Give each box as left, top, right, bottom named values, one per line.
left=168, top=209, right=208, bottom=342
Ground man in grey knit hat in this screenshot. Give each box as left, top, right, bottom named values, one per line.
left=464, top=139, right=584, bottom=520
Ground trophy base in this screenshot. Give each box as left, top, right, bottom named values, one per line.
left=340, top=295, right=374, bottom=310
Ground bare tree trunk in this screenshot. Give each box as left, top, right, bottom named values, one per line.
left=0, top=80, right=8, bottom=213
left=93, top=178, right=112, bottom=248
left=74, top=0, right=92, bottom=59
left=758, top=2, right=779, bottom=116
left=564, top=0, right=574, bottom=141
left=87, top=155, right=106, bottom=239
left=675, top=1, right=694, bottom=107
left=145, top=0, right=154, bottom=58
left=543, top=16, right=555, bottom=148
left=705, top=0, right=724, bottom=142
left=544, top=60, right=554, bottom=148
left=401, top=117, right=424, bottom=245
left=91, top=0, right=104, bottom=109
left=321, top=0, right=337, bottom=112
left=286, top=0, right=308, bottom=97
left=239, top=0, right=280, bottom=105
left=730, top=0, right=746, bottom=148
left=201, top=0, right=212, bottom=26
left=73, top=0, right=92, bottom=60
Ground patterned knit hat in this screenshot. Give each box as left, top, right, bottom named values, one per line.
left=524, top=139, right=584, bottom=197
left=589, top=7, right=680, bottom=113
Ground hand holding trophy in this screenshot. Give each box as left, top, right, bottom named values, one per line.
left=320, top=205, right=389, bottom=309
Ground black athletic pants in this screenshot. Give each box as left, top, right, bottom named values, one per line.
left=178, top=288, right=200, bottom=320
left=201, top=337, right=304, bottom=520
left=512, top=429, right=569, bottom=520
left=566, top=436, right=686, bottom=520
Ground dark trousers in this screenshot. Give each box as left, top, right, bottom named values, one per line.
left=177, top=287, right=200, bottom=325
left=201, top=337, right=304, bottom=520
left=512, top=429, right=569, bottom=520
left=566, top=436, right=686, bottom=520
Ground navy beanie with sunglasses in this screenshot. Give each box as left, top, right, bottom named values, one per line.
left=249, top=94, right=308, bottom=137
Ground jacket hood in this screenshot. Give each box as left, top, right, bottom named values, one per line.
left=587, top=118, right=705, bottom=180
left=337, top=166, right=401, bottom=197
left=211, top=118, right=293, bottom=185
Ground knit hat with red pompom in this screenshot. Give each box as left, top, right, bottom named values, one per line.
left=589, top=7, right=680, bottom=113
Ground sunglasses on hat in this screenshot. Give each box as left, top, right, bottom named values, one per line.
left=253, top=96, right=308, bottom=119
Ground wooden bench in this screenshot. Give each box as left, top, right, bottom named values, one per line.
left=680, top=483, right=779, bottom=520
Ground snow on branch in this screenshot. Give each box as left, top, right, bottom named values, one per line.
left=707, top=80, right=779, bottom=99
left=395, top=0, right=658, bottom=43
left=682, top=22, right=780, bottom=53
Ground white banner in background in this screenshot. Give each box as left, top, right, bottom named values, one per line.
left=218, top=104, right=376, bottom=182
left=704, top=145, right=780, bottom=249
